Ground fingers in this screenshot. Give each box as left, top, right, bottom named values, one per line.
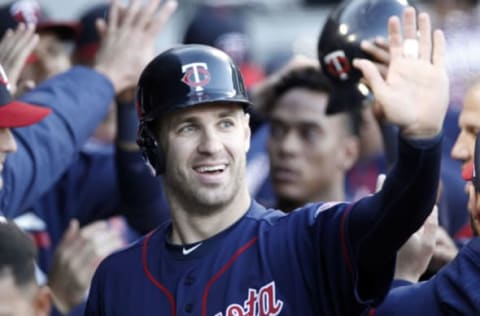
left=95, top=18, right=108, bottom=39
left=64, top=219, right=80, bottom=242
left=361, top=40, right=390, bottom=65
left=389, top=7, right=422, bottom=60
left=79, top=220, right=109, bottom=237
left=0, top=24, right=36, bottom=61
left=136, top=0, right=161, bottom=30
left=388, top=16, right=403, bottom=59
left=0, top=23, right=38, bottom=87
left=108, top=0, right=120, bottom=32
left=56, top=220, right=124, bottom=272
left=421, top=205, right=439, bottom=240
left=122, top=0, right=142, bottom=27
left=418, top=13, right=432, bottom=61
left=353, top=58, right=387, bottom=97
left=432, top=29, right=446, bottom=66
left=147, top=0, right=177, bottom=35
left=402, top=7, right=417, bottom=40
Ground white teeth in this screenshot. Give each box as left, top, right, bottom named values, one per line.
left=196, top=165, right=225, bottom=173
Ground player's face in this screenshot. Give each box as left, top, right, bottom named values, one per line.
left=0, top=275, right=50, bottom=316
left=451, top=87, right=480, bottom=169
left=267, top=88, right=357, bottom=205
left=451, top=85, right=480, bottom=235
left=161, top=103, right=250, bottom=211
left=20, top=32, right=72, bottom=85
left=0, top=128, right=17, bottom=190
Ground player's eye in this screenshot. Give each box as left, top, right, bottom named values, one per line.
left=177, top=124, right=197, bottom=134
left=270, top=121, right=287, bottom=141
left=300, top=124, right=321, bottom=143
left=219, top=119, right=234, bottom=129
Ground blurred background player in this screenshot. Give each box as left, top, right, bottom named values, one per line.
left=316, top=0, right=464, bottom=274
left=0, top=0, right=79, bottom=95
left=182, top=3, right=266, bottom=132
left=0, top=219, right=51, bottom=316
left=0, top=0, right=177, bottom=315
left=261, top=62, right=361, bottom=210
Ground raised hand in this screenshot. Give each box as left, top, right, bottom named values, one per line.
left=354, top=7, right=448, bottom=139
left=360, top=36, right=390, bottom=79
left=94, top=0, right=177, bottom=94
left=0, top=23, right=38, bottom=96
left=48, top=219, right=125, bottom=314
left=394, top=206, right=438, bottom=283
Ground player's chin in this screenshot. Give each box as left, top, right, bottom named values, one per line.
left=274, top=184, right=305, bottom=201
left=194, top=187, right=235, bottom=207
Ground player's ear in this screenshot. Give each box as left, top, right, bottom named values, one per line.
left=243, top=112, right=251, bottom=153
left=336, top=135, right=359, bottom=171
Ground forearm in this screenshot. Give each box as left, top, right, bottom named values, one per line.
left=346, top=134, right=441, bottom=302
left=116, top=149, right=170, bottom=233
left=351, top=133, right=442, bottom=261
left=1, top=66, right=115, bottom=217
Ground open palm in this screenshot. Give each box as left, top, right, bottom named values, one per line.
left=354, top=8, right=449, bottom=139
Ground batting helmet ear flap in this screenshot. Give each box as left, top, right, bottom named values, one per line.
left=137, top=122, right=165, bottom=175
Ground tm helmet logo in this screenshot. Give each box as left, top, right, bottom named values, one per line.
left=182, top=62, right=211, bottom=92
left=324, top=50, right=351, bottom=81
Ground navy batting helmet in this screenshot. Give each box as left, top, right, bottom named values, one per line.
left=136, top=44, right=251, bottom=175
left=317, top=0, right=413, bottom=114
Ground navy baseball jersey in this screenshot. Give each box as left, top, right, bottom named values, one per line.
left=366, top=237, right=480, bottom=315
left=86, top=201, right=379, bottom=315
left=85, top=135, right=442, bottom=315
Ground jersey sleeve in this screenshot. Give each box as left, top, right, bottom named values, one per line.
left=346, top=134, right=442, bottom=306
left=116, top=149, right=170, bottom=233
left=0, top=67, right=115, bottom=217
left=366, top=238, right=480, bottom=316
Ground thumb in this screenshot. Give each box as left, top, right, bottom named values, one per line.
left=420, top=205, right=438, bottom=240
left=95, top=18, right=107, bottom=39
left=64, top=219, right=80, bottom=241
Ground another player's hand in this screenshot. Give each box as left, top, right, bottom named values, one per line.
left=394, top=206, right=438, bottom=283
left=360, top=36, right=390, bottom=79
left=353, top=7, right=448, bottom=139
left=48, top=219, right=125, bottom=314
left=94, top=0, right=177, bottom=94
left=0, top=23, right=38, bottom=96
left=427, top=226, right=458, bottom=273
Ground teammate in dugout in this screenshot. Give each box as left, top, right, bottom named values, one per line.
left=364, top=134, right=480, bottom=316
left=85, top=7, right=448, bottom=316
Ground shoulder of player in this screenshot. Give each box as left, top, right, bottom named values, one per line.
left=95, top=229, right=163, bottom=277
left=245, top=201, right=350, bottom=227
left=98, top=237, right=144, bottom=270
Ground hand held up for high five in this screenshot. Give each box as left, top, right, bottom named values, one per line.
left=353, top=7, right=448, bottom=139
left=0, top=23, right=39, bottom=96
left=94, top=0, right=177, bottom=94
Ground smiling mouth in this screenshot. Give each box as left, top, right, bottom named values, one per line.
left=272, top=167, right=300, bottom=182
left=194, top=164, right=227, bottom=174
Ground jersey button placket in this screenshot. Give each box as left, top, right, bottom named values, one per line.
left=184, top=303, right=194, bottom=313
left=184, top=276, right=195, bottom=286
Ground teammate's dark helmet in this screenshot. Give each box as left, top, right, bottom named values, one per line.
left=317, top=0, right=412, bottom=114
left=136, top=44, right=251, bottom=175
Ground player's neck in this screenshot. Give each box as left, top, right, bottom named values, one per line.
left=277, top=184, right=346, bottom=212
left=168, top=187, right=251, bottom=245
